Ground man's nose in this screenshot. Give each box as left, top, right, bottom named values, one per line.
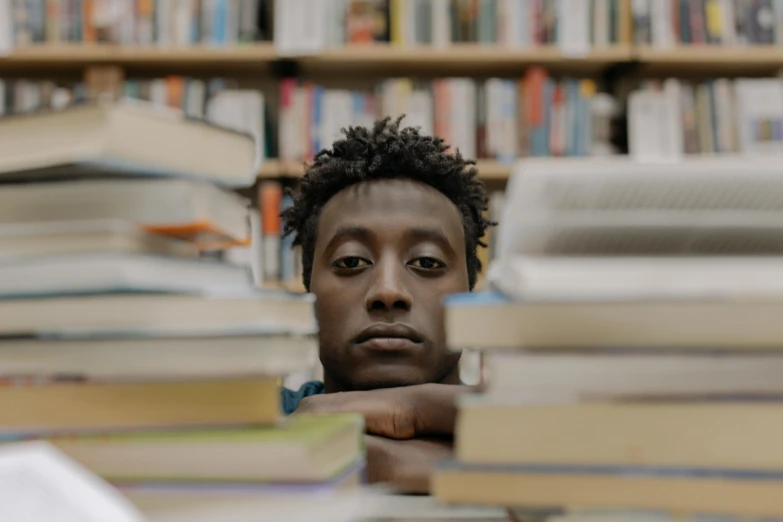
left=365, top=257, right=412, bottom=312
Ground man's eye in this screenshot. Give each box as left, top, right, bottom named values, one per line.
left=409, top=257, right=445, bottom=270
left=333, top=257, right=371, bottom=269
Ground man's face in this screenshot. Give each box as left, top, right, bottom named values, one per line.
left=310, top=178, right=468, bottom=391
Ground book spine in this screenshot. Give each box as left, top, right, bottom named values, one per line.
left=260, top=181, right=282, bottom=282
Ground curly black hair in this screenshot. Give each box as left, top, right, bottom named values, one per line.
left=281, top=116, right=494, bottom=291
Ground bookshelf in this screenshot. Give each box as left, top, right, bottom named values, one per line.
left=6, top=43, right=783, bottom=74
left=636, top=45, right=783, bottom=75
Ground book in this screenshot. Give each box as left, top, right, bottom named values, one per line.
left=0, top=290, right=316, bottom=337
left=0, top=252, right=253, bottom=298
left=124, top=470, right=366, bottom=522
left=0, top=220, right=199, bottom=261
left=0, top=377, right=280, bottom=435
left=445, top=291, right=783, bottom=350
left=492, top=156, right=783, bottom=261
left=48, top=413, right=364, bottom=483
left=486, top=256, right=783, bottom=301
left=484, top=352, right=783, bottom=399
left=0, top=178, right=250, bottom=249
left=0, top=441, right=144, bottom=522
left=455, top=398, right=783, bottom=470
left=432, top=460, right=783, bottom=516
left=0, top=333, right=316, bottom=380
left=0, top=101, right=259, bottom=187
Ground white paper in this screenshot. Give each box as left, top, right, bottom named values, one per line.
left=0, top=441, right=145, bottom=522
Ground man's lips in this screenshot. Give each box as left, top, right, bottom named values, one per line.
left=354, top=323, right=424, bottom=352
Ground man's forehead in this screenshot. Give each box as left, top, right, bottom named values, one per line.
left=317, top=179, right=464, bottom=240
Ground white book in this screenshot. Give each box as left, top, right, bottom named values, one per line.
left=0, top=0, right=12, bottom=56
left=0, top=290, right=317, bottom=337
left=486, top=351, right=783, bottom=399
left=489, top=256, right=783, bottom=301
left=155, top=0, right=171, bottom=46
left=493, top=156, right=783, bottom=260
left=0, top=333, right=316, bottom=380
left=720, top=0, right=738, bottom=44
left=173, top=0, right=191, bottom=46
left=0, top=441, right=144, bottom=522
left=274, top=0, right=326, bottom=56
left=628, top=89, right=674, bottom=160
left=0, top=178, right=250, bottom=248
left=407, top=89, right=434, bottom=137
left=775, top=0, right=783, bottom=45
left=432, top=0, right=451, bottom=47
left=735, top=78, right=783, bottom=155
left=592, top=0, right=610, bottom=47
left=0, top=219, right=199, bottom=261
left=557, top=0, right=590, bottom=57
left=650, top=0, right=674, bottom=47
left=450, top=79, right=477, bottom=159
left=0, top=252, right=253, bottom=298
left=662, top=78, right=685, bottom=157
left=320, top=89, right=354, bottom=149
left=207, top=90, right=265, bottom=164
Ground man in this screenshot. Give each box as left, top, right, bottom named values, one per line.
left=280, top=117, right=493, bottom=493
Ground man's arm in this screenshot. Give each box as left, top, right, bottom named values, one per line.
left=294, top=383, right=473, bottom=439
left=366, top=435, right=453, bottom=494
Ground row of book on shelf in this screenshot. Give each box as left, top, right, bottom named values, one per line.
left=0, top=0, right=271, bottom=49
left=277, top=0, right=632, bottom=53
left=280, top=72, right=619, bottom=162
left=6, top=0, right=783, bottom=55
left=5, top=72, right=783, bottom=166
left=0, top=99, right=367, bottom=520
left=632, top=0, right=783, bottom=47
left=434, top=155, right=783, bottom=518
left=629, top=73, right=783, bottom=158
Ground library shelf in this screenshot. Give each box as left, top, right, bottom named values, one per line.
left=258, top=159, right=514, bottom=182
left=0, top=43, right=631, bottom=75
left=0, top=43, right=279, bottom=73
left=297, top=44, right=634, bottom=75
left=636, top=45, right=783, bottom=75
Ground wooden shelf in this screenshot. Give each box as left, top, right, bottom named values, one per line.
left=636, top=45, right=783, bottom=75
left=258, top=159, right=514, bottom=182
left=0, top=43, right=278, bottom=73
left=298, top=44, right=633, bottom=75
left=4, top=43, right=783, bottom=76
left=0, top=43, right=630, bottom=75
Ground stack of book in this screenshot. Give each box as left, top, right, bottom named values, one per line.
left=0, top=100, right=364, bottom=517
left=433, top=156, right=783, bottom=518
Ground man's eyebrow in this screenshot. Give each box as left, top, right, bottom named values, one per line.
left=406, top=227, right=456, bottom=254
left=324, top=225, right=374, bottom=251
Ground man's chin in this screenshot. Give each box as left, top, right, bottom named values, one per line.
left=347, top=365, right=429, bottom=391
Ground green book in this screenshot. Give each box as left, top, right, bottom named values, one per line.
left=47, top=413, right=365, bottom=484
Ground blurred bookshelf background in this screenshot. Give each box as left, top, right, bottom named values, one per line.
left=3, top=0, right=783, bottom=520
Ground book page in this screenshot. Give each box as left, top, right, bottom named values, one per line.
left=496, top=157, right=783, bottom=259
left=0, top=441, right=145, bottom=522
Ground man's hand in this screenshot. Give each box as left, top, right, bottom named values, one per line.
left=294, top=383, right=471, bottom=439
left=366, top=435, right=453, bottom=494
